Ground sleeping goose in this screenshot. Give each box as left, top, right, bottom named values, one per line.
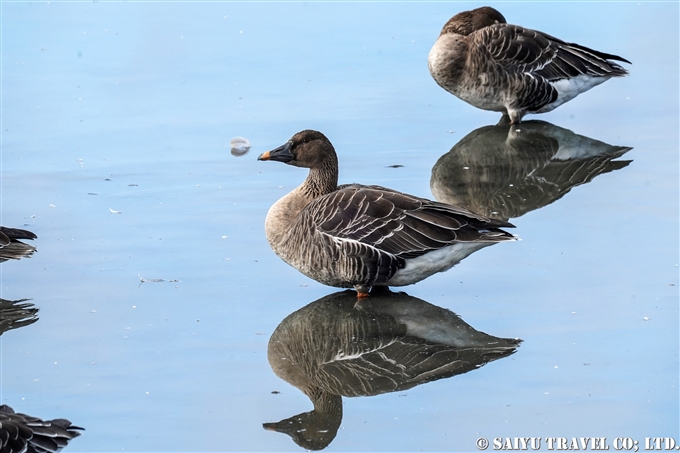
left=428, top=6, right=631, bottom=124
left=258, top=130, right=515, bottom=297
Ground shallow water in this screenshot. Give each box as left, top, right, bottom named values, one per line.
left=1, top=2, right=678, bottom=451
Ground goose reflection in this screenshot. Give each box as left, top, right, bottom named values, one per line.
left=0, top=298, right=38, bottom=335
left=0, top=226, right=37, bottom=262
left=430, top=121, right=632, bottom=221
left=263, top=289, right=520, bottom=450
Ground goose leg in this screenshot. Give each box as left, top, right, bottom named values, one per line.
left=354, top=284, right=371, bottom=298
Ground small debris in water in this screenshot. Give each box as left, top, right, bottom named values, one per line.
left=386, top=164, right=403, bottom=168
left=230, top=136, right=251, bottom=156
left=138, top=275, right=165, bottom=287
left=109, top=208, right=122, bottom=214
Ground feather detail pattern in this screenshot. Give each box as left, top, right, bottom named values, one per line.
left=0, top=226, right=37, bottom=262
left=428, top=7, right=630, bottom=123
left=0, top=405, right=83, bottom=453
left=259, top=130, right=514, bottom=295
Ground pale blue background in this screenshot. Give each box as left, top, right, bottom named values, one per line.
left=1, top=1, right=678, bottom=451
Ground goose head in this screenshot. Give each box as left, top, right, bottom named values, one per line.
left=258, top=130, right=337, bottom=170
left=440, top=6, right=506, bottom=36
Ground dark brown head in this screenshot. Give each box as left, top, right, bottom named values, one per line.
left=258, top=130, right=338, bottom=170
left=440, top=6, right=507, bottom=36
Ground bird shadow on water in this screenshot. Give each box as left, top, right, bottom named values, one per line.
left=262, top=289, right=521, bottom=450
left=430, top=120, right=633, bottom=222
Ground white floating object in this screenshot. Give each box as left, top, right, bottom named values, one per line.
left=109, top=208, right=121, bottom=214
left=230, top=136, right=251, bottom=156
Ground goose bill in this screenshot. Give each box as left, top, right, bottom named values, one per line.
left=258, top=141, right=294, bottom=162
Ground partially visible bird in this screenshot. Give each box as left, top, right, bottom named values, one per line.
left=0, top=405, right=83, bottom=453
left=0, top=227, right=37, bottom=262
left=258, top=130, right=515, bottom=297
left=428, top=6, right=630, bottom=123
left=0, top=298, right=39, bottom=335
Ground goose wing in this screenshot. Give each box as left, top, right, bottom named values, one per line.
left=307, top=185, right=513, bottom=261
left=478, top=24, right=630, bottom=81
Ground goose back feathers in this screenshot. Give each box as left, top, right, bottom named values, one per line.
left=428, top=6, right=630, bottom=123
left=258, top=130, right=514, bottom=295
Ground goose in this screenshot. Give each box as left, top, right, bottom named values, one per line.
left=258, top=130, right=515, bottom=297
left=264, top=289, right=520, bottom=450
left=428, top=6, right=631, bottom=124
left=0, top=405, right=83, bottom=453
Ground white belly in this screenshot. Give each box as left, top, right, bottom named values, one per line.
left=386, top=242, right=496, bottom=286
left=537, top=74, right=609, bottom=113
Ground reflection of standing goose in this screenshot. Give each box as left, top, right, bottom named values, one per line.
left=258, top=130, right=515, bottom=297
left=0, top=227, right=37, bottom=262
left=0, top=298, right=38, bottom=335
left=428, top=7, right=630, bottom=124
left=0, top=405, right=83, bottom=452
left=431, top=121, right=632, bottom=221
left=264, top=289, right=520, bottom=450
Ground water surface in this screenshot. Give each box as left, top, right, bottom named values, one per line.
left=1, top=2, right=678, bottom=451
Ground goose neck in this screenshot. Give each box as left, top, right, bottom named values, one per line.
left=301, top=161, right=338, bottom=199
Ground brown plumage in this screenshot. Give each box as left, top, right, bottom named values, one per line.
left=428, top=6, right=630, bottom=123
left=258, top=130, right=514, bottom=296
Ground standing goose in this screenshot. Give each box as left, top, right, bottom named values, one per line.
left=258, top=130, right=515, bottom=297
left=428, top=6, right=631, bottom=124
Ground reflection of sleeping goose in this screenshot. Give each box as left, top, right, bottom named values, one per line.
left=264, top=289, right=520, bottom=450
left=428, top=7, right=630, bottom=123
left=0, top=405, right=83, bottom=452
left=430, top=121, right=632, bottom=221
left=258, top=130, right=515, bottom=297
left=0, top=226, right=37, bottom=262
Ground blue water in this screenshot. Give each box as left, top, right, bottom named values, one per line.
left=1, top=2, right=678, bottom=451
